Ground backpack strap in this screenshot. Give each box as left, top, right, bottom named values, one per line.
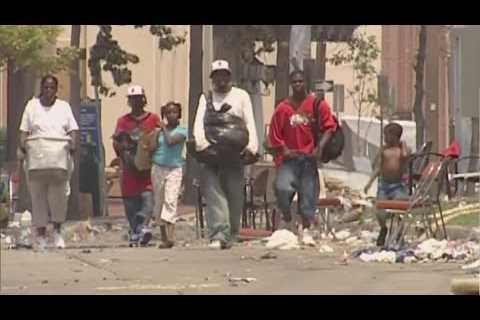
left=312, top=97, right=322, bottom=147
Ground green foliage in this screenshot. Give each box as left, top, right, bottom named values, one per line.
left=0, top=25, right=80, bottom=74
left=327, top=32, right=381, bottom=117
left=88, top=25, right=186, bottom=97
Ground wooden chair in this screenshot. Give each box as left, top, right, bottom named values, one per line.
left=376, top=153, right=450, bottom=249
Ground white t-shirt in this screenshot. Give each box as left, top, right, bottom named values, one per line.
left=193, top=87, right=258, bottom=153
left=20, top=97, right=79, bottom=137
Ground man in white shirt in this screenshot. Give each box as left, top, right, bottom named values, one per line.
left=193, top=60, right=258, bottom=249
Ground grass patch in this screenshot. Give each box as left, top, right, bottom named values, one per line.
left=447, top=212, right=480, bottom=226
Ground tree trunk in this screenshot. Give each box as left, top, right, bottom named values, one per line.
left=274, top=26, right=291, bottom=106
left=68, top=25, right=82, bottom=220
left=316, top=40, right=327, bottom=81
left=413, top=25, right=427, bottom=150
left=7, top=63, right=36, bottom=212
left=183, top=25, right=203, bottom=205
left=466, top=117, right=479, bottom=195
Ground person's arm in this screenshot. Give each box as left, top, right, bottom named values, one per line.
left=19, top=132, right=29, bottom=154
left=241, top=91, right=259, bottom=154
left=112, top=119, right=124, bottom=157
left=65, top=102, right=80, bottom=153
left=162, top=127, right=187, bottom=146
left=67, top=130, right=78, bottom=154
left=314, top=100, right=337, bottom=160
left=400, top=140, right=411, bottom=159
left=364, top=150, right=382, bottom=194
left=193, top=94, right=210, bottom=151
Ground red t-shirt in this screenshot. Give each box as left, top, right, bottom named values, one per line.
left=113, top=112, right=161, bottom=197
left=268, top=95, right=337, bottom=167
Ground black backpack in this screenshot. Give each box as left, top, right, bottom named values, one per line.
left=312, top=97, right=345, bottom=163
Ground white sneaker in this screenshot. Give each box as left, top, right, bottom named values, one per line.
left=208, top=240, right=222, bottom=249
left=301, top=228, right=316, bottom=246
left=34, top=236, right=48, bottom=252
left=53, top=232, right=66, bottom=249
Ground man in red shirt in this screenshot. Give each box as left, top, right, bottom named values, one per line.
left=268, top=70, right=337, bottom=240
left=113, top=85, right=161, bottom=246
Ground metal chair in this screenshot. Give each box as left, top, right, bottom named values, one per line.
left=376, top=153, right=450, bottom=249
left=407, top=141, right=433, bottom=195
left=242, top=169, right=276, bottom=230
left=193, top=178, right=206, bottom=239
left=449, top=156, right=480, bottom=198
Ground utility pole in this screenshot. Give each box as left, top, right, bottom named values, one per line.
left=184, top=25, right=203, bottom=205
left=68, top=25, right=82, bottom=220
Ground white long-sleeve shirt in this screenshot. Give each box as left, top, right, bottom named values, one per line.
left=193, top=87, right=258, bottom=154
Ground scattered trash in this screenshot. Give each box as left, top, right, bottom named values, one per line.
left=359, top=251, right=397, bottom=264
left=360, top=230, right=378, bottom=243
left=111, top=225, right=123, bottom=232
left=265, top=230, right=299, bottom=250
left=99, top=258, right=112, bottom=264
left=462, top=259, right=480, bottom=275
left=260, top=252, right=277, bottom=260
left=81, top=249, right=91, bottom=254
left=20, top=210, right=32, bottom=227
left=334, top=230, right=351, bottom=241
left=320, top=233, right=334, bottom=240
left=228, top=277, right=257, bottom=284
left=318, top=244, right=334, bottom=254
left=345, top=236, right=358, bottom=244
left=1, top=235, right=16, bottom=250
left=404, top=256, right=418, bottom=264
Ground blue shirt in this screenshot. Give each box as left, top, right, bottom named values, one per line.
left=152, top=126, right=187, bottom=168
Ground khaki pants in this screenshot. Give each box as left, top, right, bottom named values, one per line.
left=26, top=163, right=72, bottom=228
left=29, top=177, right=70, bottom=228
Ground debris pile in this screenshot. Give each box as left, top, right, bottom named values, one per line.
left=353, top=238, right=480, bottom=264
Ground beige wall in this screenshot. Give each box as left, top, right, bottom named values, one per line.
left=82, top=25, right=190, bottom=163
left=324, top=25, right=383, bottom=117
left=53, top=25, right=381, bottom=162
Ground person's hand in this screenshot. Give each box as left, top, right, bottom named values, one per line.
left=68, top=142, right=76, bottom=154
left=283, top=147, right=299, bottom=160
left=157, top=121, right=166, bottom=130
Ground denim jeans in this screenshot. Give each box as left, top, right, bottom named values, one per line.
left=123, top=190, right=154, bottom=233
left=274, top=156, right=319, bottom=224
left=200, top=163, right=244, bottom=243
left=376, top=180, right=408, bottom=229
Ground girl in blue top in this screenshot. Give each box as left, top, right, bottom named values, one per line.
left=151, top=101, right=187, bottom=249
